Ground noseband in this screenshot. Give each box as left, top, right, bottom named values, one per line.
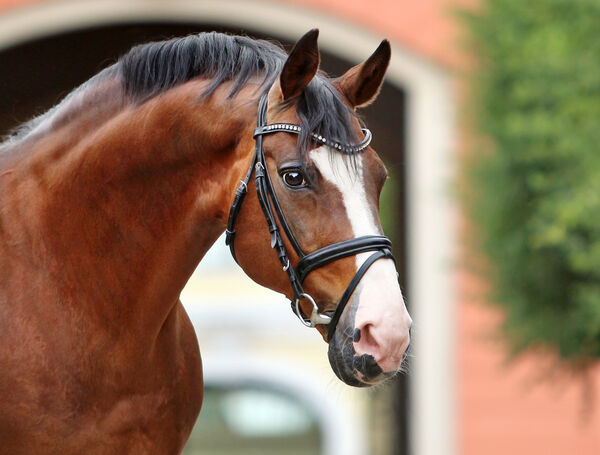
left=225, top=92, right=394, bottom=341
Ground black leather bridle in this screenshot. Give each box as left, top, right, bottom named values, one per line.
left=225, top=91, right=394, bottom=341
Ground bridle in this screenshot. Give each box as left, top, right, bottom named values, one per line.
left=225, top=91, right=394, bottom=341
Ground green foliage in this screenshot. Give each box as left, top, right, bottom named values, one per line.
left=464, top=0, right=600, bottom=361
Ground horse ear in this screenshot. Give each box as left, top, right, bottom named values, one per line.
left=279, top=29, right=320, bottom=100
left=334, top=40, right=391, bottom=109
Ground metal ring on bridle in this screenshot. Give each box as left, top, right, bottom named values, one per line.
left=294, top=293, right=332, bottom=328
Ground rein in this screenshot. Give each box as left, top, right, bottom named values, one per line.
left=225, top=91, right=394, bottom=341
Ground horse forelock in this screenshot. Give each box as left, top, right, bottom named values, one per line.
left=289, top=76, right=361, bottom=169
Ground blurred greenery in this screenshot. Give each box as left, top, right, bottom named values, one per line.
left=379, top=165, right=398, bottom=236
left=463, top=0, right=600, bottom=362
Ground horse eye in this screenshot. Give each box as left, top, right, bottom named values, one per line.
left=282, top=170, right=307, bottom=188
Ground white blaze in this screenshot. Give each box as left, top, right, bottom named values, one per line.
left=309, top=145, right=383, bottom=268
left=310, top=146, right=411, bottom=373
left=309, top=146, right=377, bottom=241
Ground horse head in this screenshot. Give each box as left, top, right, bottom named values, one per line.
left=229, top=30, right=412, bottom=387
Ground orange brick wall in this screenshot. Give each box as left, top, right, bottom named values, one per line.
left=276, top=0, right=476, bottom=68
left=459, top=263, right=600, bottom=454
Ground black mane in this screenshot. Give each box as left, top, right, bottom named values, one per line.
left=119, top=32, right=285, bottom=102
left=119, top=32, right=359, bottom=153
left=4, top=32, right=359, bottom=153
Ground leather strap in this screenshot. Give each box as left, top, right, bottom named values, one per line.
left=327, top=249, right=394, bottom=341
left=225, top=154, right=256, bottom=262
left=297, top=235, right=392, bottom=283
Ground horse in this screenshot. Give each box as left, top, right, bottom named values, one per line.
left=0, top=29, right=412, bottom=454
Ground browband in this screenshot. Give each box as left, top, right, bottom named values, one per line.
left=254, top=123, right=372, bottom=154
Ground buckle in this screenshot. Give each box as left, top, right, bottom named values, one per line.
left=293, top=293, right=331, bottom=327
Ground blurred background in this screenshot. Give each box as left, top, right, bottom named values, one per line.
left=1, top=0, right=599, bottom=454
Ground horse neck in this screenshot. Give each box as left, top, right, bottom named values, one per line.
left=1, top=79, right=257, bottom=327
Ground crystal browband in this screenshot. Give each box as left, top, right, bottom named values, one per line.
left=254, top=123, right=372, bottom=154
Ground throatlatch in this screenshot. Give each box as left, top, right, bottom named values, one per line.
left=225, top=91, right=395, bottom=341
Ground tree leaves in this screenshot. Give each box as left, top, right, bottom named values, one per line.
left=464, top=0, right=600, bottom=362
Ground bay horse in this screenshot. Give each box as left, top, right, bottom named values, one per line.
left=0, top=29, right=412, bottom=454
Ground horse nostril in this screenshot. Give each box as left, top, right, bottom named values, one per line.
left=353, top=323, right=381, bottom=359
left=352, top=354, right=383, bottom=379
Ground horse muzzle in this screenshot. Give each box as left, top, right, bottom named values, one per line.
left=327, top=317, right=410, bottom=387
left=326, top=260, right=412, bottom=387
